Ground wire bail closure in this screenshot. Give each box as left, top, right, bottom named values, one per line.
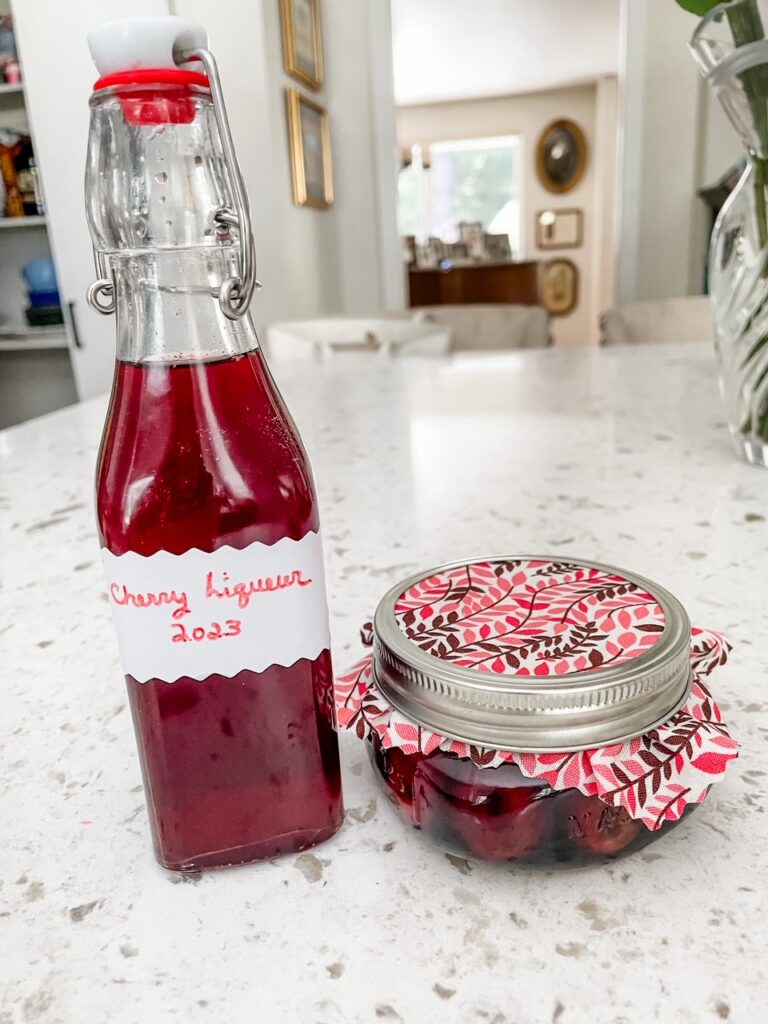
left=87, top=249, right=116, bottom=315
left=86, top=47, right=259, bottom=320
left=179, top=46, right=258, bottom=319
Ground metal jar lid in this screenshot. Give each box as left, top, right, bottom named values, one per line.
left=372, top=556, right=692, bottom=752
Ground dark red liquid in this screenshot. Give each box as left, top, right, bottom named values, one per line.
left=371, top=736, right=685, bottom=865
left=97, top=348, right=343, bottom=870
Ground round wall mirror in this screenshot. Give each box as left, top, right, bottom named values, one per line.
left=535, top=119, right=588, bottom=194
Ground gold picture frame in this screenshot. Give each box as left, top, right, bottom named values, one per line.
left=535, top=119, right=588, bottom=195
left=535, top=208, right=584, bottom=250
left=280, top=0, right=324, bottom=91
left=286, top=88, right=333, bottom=209
left=541, top=258, right=579, bottom=316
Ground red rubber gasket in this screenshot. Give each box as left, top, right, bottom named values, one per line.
left=93, top=68, right=210, bottom=91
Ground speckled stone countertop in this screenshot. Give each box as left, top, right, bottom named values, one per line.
left=1, top=343, right=765, bottom=1024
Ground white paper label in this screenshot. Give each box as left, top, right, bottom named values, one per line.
left=102, top=531, right=330, bottom=683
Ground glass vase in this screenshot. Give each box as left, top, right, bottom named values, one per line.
left=691, top=0, right=768, bottom=466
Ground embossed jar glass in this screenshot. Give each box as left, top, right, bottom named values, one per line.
left=337, top=557, right=737, bottom=866
left=690, top=0, right=768, bottom=466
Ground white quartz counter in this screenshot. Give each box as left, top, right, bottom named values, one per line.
left=1, top=343, right=765, bottom=1023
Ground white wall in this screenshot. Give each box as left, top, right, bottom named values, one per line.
left=297, top=0, right=404, bottom=314
left=701, top=88, right=742, bottom=186
left=691, top=87, right=743, bottom=291
left=264, top=0, right=340, bottom=318
left=398, top=81, right=620, bottom=346
left=618, top=0, right=707, bottom=303
left=323, top=0, right=403, bottom=313
left=179, top=0, right=403, bottom=335
left=592, top=76, right=620, bottom=325
left=392, top=0, right=622, bottom=105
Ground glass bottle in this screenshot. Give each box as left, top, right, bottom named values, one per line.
left=85, top=18, right=343, bottom=870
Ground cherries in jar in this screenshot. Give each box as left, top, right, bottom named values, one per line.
left=369, top=739, right=676, bottom=865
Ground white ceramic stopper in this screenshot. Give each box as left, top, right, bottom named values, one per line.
left=88, top=15, right=208, bottom=76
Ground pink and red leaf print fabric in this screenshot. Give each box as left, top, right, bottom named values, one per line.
left=394, top=559, right=665, bottom=676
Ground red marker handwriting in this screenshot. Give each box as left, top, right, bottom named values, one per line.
left=172, top=620, right=242, bottom=643
left=110, top=583, right=190, bottom=619
left=205, top=569, right=312, bottom=609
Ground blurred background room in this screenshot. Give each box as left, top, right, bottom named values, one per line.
left=0, top=0, right=743, bottom=425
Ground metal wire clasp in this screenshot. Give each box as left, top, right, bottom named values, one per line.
left=86, top=46, right=259, bottom=321
left=178, top=46, right=258, bottom=319
left=87, top=250, right=115, bottom=315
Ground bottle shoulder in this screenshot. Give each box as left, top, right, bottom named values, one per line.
left=96, top=352, right=319, bottom=554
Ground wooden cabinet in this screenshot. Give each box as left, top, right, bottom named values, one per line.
left=408, top=261, right=541, bottom=308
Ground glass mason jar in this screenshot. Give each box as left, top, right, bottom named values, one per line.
left=338, top=557, right=737, bottom=866
left=85, top=20, right=343, bottom=871
left=691, top=0, right=768, bottom=466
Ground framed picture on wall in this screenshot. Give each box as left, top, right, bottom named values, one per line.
left=484, top=233, right=513, bottom=262
left=535, top=208, right=583, bottom=250
left=286, top=88, right=334, bottom=209
left=541, top=258, right=579, bottom=317
left=280, top=0, right=324, bottom=91
left=458, top=221, right=485, bottom=259
left=535, top=119, right=588, bottom=194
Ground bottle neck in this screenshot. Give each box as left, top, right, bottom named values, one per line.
left=86, top=83, right=231, bottom=255
left=113, top=248, right=258, bottom=364
left=87, top=81, right=258, bottom=362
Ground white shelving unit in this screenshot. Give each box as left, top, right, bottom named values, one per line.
left=10, top=0, right=166, bottom=407
left=0, top=214, right=46, bottom=228
left=0, top=0, right=78, bottom=428
left=0, top=332, right=67, bottom=352
left=0, top=323, right=63, bottom=336
left=0, top=322, right=66, bottom=346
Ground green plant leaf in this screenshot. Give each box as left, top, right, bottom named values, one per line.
left=675, top=0, right=728, bottom=13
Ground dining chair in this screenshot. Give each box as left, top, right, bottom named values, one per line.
left=599, top=296, right=713, bottom=346
left=410, top=304, right=551, bottom=351
left=265, top=317, right=452, bottom=359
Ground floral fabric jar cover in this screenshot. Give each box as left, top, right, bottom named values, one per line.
left=337, top=559, right=738, bottom=830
